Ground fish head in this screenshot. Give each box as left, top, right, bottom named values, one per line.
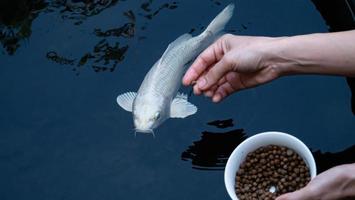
left=133, top=94, right=167, bottom=133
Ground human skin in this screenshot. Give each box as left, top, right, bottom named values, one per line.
left=182, top=30, right=355, bottom=199
left=182, top=30, right=355, bottom=103
left=276, top=164, right=355, bottom=200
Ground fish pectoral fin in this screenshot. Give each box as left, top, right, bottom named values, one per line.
left=176, top=92, right=188, bottom=100
left=170, top=96, right=197, bottom=118
left=116, top=92, right=137, bottom=112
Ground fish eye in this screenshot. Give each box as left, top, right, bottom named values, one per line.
left=154, top=112, right=160, bottom=120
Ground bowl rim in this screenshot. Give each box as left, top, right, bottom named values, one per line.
left=224, top=131, right=317, bottom=200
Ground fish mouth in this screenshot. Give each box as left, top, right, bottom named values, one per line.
left=134, top=128, right=155, bottom=137
left=135, top=128, right=155, bottom=134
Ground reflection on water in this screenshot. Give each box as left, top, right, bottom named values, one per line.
left=0, top=0, right=47, bottom=55
left=48, top=0, right=122, bottom=25
left=82, top=39, right=128, bottom=73
left=182, top=119, right=247, bottom=170
left=45, top=0, right=135, bottom=75
left=44, top=0, right=179, bottom=74
left=311, top=0, right=355, bottom=32
left=0, top=0, right=246, bottom=75
left=347, top=78, right=355, bottom=114
left=0, top=0, right=180, bottom=74
left=0, top=0, right=248, bottom=76
left=46, top=38, right=129, bottom=75
left=94, top=19, right=135, bottom=38
left=140, top=1, right=178, bottom=20
left=311, top=0, right=355, bottom=114
left=210, top=0, right=222, bottom=6
left=1, top=1, right=355, bottom=199
left=183, top=119, right=355, bottom=173
left=207, top=118, right=234, bottom=129
left=313, top=145, right=355, bottom=173
left=46, top=51, right=76, bottom=65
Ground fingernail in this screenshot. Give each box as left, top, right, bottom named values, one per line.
left=193, top=85, right=201, bottom=95
left=204, top=91, right=213, bottom=97
left=213, top=94, right=221, bottom=103
left=198, top=78, right=206, bottom=88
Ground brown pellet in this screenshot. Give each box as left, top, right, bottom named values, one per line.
left=235, top=145, right=311, bottom=200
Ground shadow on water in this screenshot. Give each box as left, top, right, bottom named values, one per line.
left=182, top=119, right=355, bottom=173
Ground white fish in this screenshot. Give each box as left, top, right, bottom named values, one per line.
left=116, top=4, right=235, bottom=134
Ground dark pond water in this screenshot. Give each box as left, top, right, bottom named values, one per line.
left=1, top=0, right=355, bottom=199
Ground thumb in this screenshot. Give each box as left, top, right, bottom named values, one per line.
left=197, top=54, right=235, bottom=90
left=276, top=188, right=313, bottom=200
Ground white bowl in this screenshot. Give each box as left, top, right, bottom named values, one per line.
left=224, top=131, right=317, bottom=200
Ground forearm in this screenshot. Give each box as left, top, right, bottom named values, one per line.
left=276, top=163, right=355, bottom=200
left=314, top=163, right=355, bottom=200
left=268, top=30, right=355, bottom=77
left=337, top=164, right=355, bottom=199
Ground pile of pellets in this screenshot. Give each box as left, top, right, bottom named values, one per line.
left=235, top=145, right=311, bottom=200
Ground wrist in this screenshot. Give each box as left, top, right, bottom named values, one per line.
left=263, top=31, right=355, bottom=77
left=262, top=35, right=320, bottom=76
left=341, top=164, right=355, bottom=198
left=312, top=164, right=355, bottom=200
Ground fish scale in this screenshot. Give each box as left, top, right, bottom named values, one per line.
left=116, top=4, right=235, bottom=133
left=152, top=37, right=205, bottom=95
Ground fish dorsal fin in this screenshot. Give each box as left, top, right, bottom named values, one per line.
left=159, top=33, right=192, bottom=65
left=116, top=92, right=137, bottom=112
left=170, top=93, right=197, bottom=118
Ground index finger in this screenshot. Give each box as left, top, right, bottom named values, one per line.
left=182, top=39, right=224, bottom=86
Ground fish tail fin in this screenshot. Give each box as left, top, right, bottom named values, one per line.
left=203, top=3, right=235, bottom=36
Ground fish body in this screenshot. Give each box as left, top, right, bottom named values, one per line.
left=117, top=4, right=235, bottom=133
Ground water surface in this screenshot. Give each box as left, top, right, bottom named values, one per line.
left=1, top=0, right=355, bottom=199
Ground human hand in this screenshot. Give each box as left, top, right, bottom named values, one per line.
left=276, top=164, right=355, bottom=200
left=182, top=34, right=284, bottom=102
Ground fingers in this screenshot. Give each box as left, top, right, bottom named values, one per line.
left=195, top=72, right=245, bottom=103
left=182, top=38, right=225, bottom=86
left=212, top=82, right=235, bottom=102
left=276, top=188, right=313, bottom=200
left=276, top=193, right=297, bottom=200
left=194, top=74, right=227, bottom=97
left=196, top=54, right=235, bottom=91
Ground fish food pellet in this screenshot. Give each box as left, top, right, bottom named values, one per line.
left=235, top=145, right=311, bottom=200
